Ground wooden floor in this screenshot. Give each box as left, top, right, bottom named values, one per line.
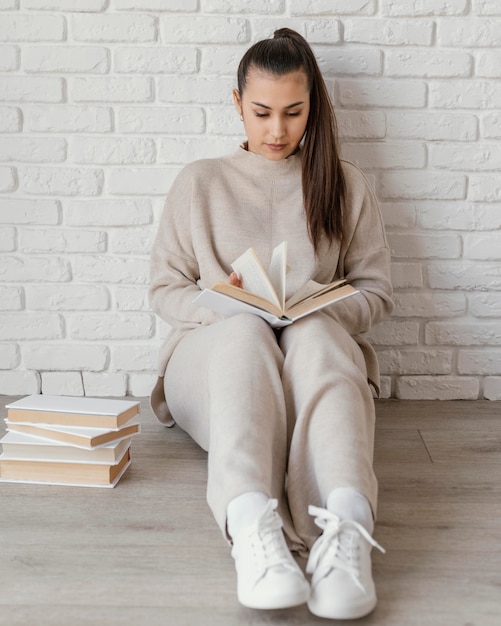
left=1, top=396, right=500, bottom=626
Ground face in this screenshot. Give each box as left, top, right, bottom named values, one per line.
left=233, top=69, right=310, bottom=161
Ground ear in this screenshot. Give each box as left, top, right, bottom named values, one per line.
left=232, top=89, right=242, bottom=116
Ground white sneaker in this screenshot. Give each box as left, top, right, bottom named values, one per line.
left=231, top=498, right=310, bottom=609
left=306, top=505, right=385, bottom=620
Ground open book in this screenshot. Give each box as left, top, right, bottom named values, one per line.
left=193, top=241, right=358, bottom=328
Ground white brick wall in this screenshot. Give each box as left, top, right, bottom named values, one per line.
left=0, top=1, right=500, bottom=401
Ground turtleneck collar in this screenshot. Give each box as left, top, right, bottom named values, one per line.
left=230, top=142, right=302, bottom=175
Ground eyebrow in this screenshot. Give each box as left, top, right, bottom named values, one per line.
left=250, top=101, right=305, bottom=110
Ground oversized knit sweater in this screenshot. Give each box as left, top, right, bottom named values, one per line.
left=149, top=145, right=393, bottom=424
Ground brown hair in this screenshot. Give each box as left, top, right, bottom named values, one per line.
left=237, top=28, right=346, bottom=251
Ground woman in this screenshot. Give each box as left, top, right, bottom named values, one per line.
left=149, top=28, right=393, bottom=620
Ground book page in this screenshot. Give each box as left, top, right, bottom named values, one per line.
left=267, top=241, right=287, bottom=311
left=231, top=247, right=281, bottom=309
left=285, top=278, right=347, bottom=309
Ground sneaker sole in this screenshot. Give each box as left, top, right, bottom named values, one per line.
left=238, top=587, right=310, bottom=610
left=307, top=594, right=377, bottom=620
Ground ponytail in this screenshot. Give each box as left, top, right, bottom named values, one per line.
left=237, top=28, right=346, bottom=251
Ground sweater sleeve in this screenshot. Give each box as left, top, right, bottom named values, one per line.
left=322, top=162, right=393, bottom=336
left=149, top=165, right=222, bottom=329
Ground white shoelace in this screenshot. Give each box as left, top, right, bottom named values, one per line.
left=245, top=499, right=299, bottom=583
left=306, top=505, right=385, bottom=594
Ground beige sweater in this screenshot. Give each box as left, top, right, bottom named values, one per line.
left=149, top=145, right=393, bottom=424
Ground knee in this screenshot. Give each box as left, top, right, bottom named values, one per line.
left=214, top=314, right=281, bottom=360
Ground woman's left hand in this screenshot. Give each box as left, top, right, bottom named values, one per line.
left=229, top=271, right=242, bottom=288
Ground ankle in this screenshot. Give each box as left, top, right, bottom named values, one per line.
left=326, top=487, right=374, bottom=534
left=227, top=491, right=270, bottom=541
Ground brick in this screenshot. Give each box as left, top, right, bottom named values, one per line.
left=0, top=76, right=64, bottom=102
left=72, top=77, right=153, bottom=103
left=128, top=372, right=156, bottom=397
left=82, top=372, right=128, bottom=397
left=159, top=137, right=239, bottom=164
left=71, top=137, right=156, bottom=165
left=426, top=321, right=501, bottom=346
left=160, top=16, right=249, bottom=44
left=0, top=45, right=18, bottom=71
left=428, top=262, right=501, bottom=291
left=0, top=227, right=15, bottom=251
left=114, top=46, right=198, bottom=74
left=68, top=313, right=154, bottom=340
left=109, top=227, right=154, bottom=255
left=158, top=76, right=235, bottom=104
left=341, top=142, right=425, bottom=170
left=72, top=14, right=156, bottom=42
left=112, top=345, right=157, bottom=371
left=338, top=80, right=426, bottom=108
left=0, top=167, right=16, bottom=191
left=72, top=255, right=149, bottom=284
left=0, top=199, right=60, bottom=224
left=382, top=0, right=468, bottom=15
left=114, top=286, right=150, bottom=311
left=431, top=143, right=501, bottom=171
left=458, top=350, right=501, bottom=374
left=469, top=174, right=501, bottom=202
left=438, top=19, right=501, bottom=47
left=114, top=0, right=197, bottom=9
left=26, top=284, right=109, bottom=311
left=41, top=372, right=84, bottom=396
left=23, top=344, right=108, bottom=371
left=392, top=292, right=466, bottom=317
left=206, top=105, right=244, bottom=135
left=0, top=14, right=65, bottom=41
left=388, top=233, right=461, bottom=259
left=417, top=201, right=501, bottom=231
left=396, top=376, right=479, bottom=400
left=476, top=51, right=501, bottom=78
left=24, top=0, right=106, bottom=9
left=201, top=46, right=247, bottom=75
left=0, top=286, right=23, bottom=310
left=385, top=49, right=472, bottom=78
left=24, top=46, right=109, bottom=74
left=20, top=166, right=103, bottom=196
left=315, top=48, right=382, bottom=77
left=464, top=234, right=501, bottom=261
left=474, top=0, right=501, bottom=15
left=0, top=137, right=66, bottom=163
left=484, top=378, right=501, bottom=400
left=19, top=228, right=106, bottom=254
left=0, top=370, right=40, bottom=395
left=345, top=18, right=433, bottom=45
left=366, top=320, right=420, bottom=346
left=381, top=171, right=466, bottom=200
left=378, top=348, right=452, bottom=375
left=482, top=112, right=501, bottom=138
left=469, top=294, right=501, bottom=318
left=380, top=202, right=416, bottom=228
left=0, top=344, right=19, bottom=369
left=378, top=377, right=392, bottom=399
left=328, top=111, right=384, bottom=140
left=118, top=106, right=205, bottom=134
left=66, top=199, right=152, bottom=226
left=0, top=256, right=71, bottom=282
left=26, top=105, right=112, bottom=133
left=390, top=263, right=423, bottom=289
left=430, top=80, right=501, bottom=109
left=304, top=19, right=342, bottom=44
left=206, top=0, right=284, bottom=12
left=386, top=112, right=478, bottom=141
left=0, top=313, right=63, bottom=340
left=0, top=0, right=17, bottom=7
left=0, top=106, right=21, bottom=132
left=291, top=0, right=375, bottom=14
left=108, top=167, right=179, bottom=196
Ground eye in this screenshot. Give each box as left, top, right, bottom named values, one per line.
left=287, top=111, right=301, bottom=117
left=255, top=112, right=269, bottom=118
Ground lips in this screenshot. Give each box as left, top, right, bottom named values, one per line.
left=266, top=143, right=286, bottom=151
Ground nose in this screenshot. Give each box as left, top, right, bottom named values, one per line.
left=270, top=115, right=286, bottom=140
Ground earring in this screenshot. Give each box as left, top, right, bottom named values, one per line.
left=240, top=115, right=243, bottom=121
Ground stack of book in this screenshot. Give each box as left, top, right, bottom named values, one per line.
left=0, top=395, right=141, bottom=488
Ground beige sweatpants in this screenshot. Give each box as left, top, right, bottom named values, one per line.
left=164, top=311, right=377, bottom=552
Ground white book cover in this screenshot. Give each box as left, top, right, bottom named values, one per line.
left=0, top=431, right=131, bottom=464
left=5, top=419, right=140, bottom=450
left=6, top=395, right=140, bottom=416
